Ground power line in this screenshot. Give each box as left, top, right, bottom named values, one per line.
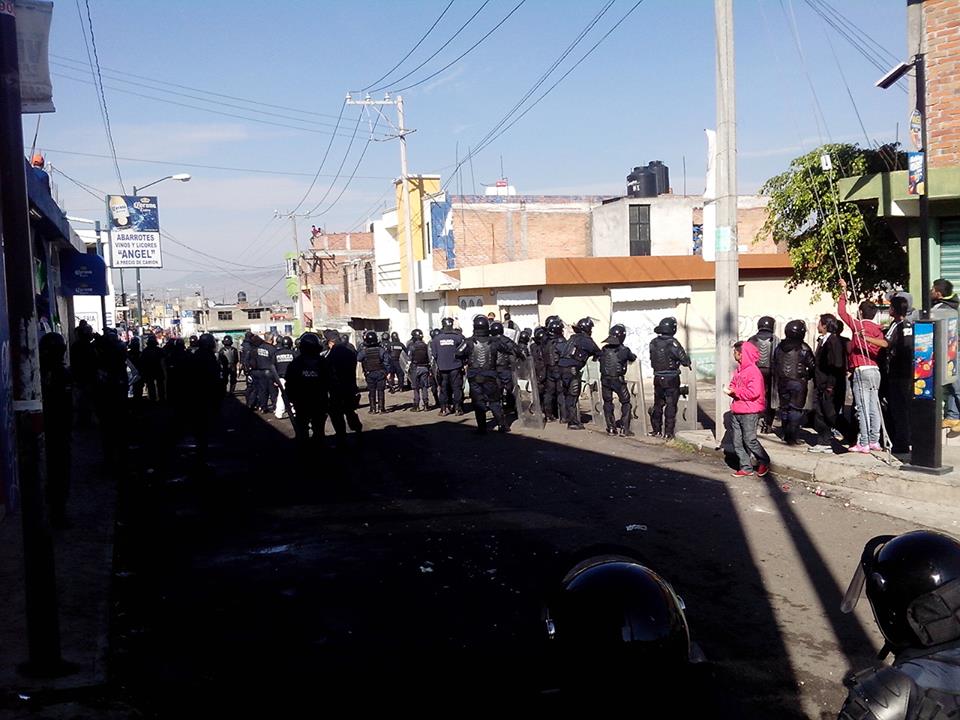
left=368, top=0, right=491, bottom=94
left=160, top=230, right=275, bottom=270
left=32, top=146, right=395, bottom=179
left=50, top=52, right=348, bottom=122
left=75, top=0, right=124, bottom=193
left=49, top=166, right=106, bottom=201
left=390, top=0, right=527, bottom=94
left=308, top=111, right=383, bottom=218
left=52, top=71, right=392, bottom=140
left=290, top=98, right=348, bottom=214
left=303, top=109, right=368, bottom=216
left=347, top=189, right=393, bottom=231
left=809, top=0, right=899, bottom=65
left=233, top=215, right=280, bottom=264
left=361, top=0, right=456, bottom=91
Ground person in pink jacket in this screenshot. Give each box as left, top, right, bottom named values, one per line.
left=724, top=341, right=771, bottom=477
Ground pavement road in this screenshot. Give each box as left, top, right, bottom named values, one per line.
left=109, top=390, right=917, bottom=717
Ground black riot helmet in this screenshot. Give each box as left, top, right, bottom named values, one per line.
left=363, top=331, right=380, bottom=348
left=299, top=332, right=322, bottom=354
left=222, top=335, right=233, bottom=347
left=544, top=555, right=692, bottom=680
left=490, top=322, right=504, bottom=336
left=546, top=317, right=565, bottom=338
left=655, top=317, right=678, bottom=337
left=784, top=319, right=806, bottom=340
left=518, top=328, right=532, bottom=345
left=604, top=324, right=627, bottom=345
left=757, top=316, right=776, bottom=333
left=281, top=336, right=293, bottom=349
left=411, top=328, right=423, bottom=341
left=533, top=326, right=546, bottom=344
left=473, top=315, right=490, bottom=336
left=575, top=317, right=594, bottom=336
left=189, top=334, right=199, bottom=347
left=390, top=332, right=400, bottom=342
left=146, top=335, right=159, bottom=348
left=380, top=332, right=390, bottom=344
left=340, top=333, right=350, bottom=345
left=429, top=328, right=440, bottom=339
left=842, top=531, right=960, bottom=654
left=441, top=317, right=454, bottom=330
left=198, top=333, right=216, bottom=353
left=39, top=331, right=66, bottom=364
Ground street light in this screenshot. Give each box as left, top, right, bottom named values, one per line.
left=129, top=174, right=191, bottom=332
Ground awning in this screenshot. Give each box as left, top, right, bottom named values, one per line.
left=609, top=285, right=692, bottom=303
left=60, top=248, right=108, bottom=296
left=25, top=159, right=70, bottom=243
left=496, top=290, right=538, bottom=306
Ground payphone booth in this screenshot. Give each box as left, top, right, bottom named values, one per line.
left=905, top=316, right=957, bottom=473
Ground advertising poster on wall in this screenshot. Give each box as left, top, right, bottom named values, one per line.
left=908, top=152, right=925, bottom=196
left=107, top=195, right=163, bottom=268
left=914, top=321, right=935, bottom=399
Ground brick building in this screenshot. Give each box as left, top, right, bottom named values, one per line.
left=299, top=231, right=380, bottom=329
left=839, top=0, right=960, bottom=298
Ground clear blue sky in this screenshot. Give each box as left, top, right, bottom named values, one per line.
left=28, top=0, right=910, bottom=302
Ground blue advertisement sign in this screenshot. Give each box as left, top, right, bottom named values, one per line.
left=60, top=248, right=108, bottom=296
left=107, top=195, right=163, bottom=268
left=914, top=321, right=935, bottom=399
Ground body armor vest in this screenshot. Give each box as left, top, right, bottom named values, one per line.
left=650, top=336, right=681, bottom=374
left=390, top=342, right=404, bottom=360
left=410, top=342, right=429, bottom=365
left=752, top=333, right=774, bottom=370
left=544, top=338, right=564, bottom=368
left=564, top=335, right=592, bottom=366
left=600, top=346, right=626, bottom=377
left=275, top=351, right=295, bottom=366
left=361, top=347, right=384, bottom=373
left=469, top=338, right=495, bottom=372
left=777, top=342, right=806, bottom=381
left=221, top=347, right=239, bottom=365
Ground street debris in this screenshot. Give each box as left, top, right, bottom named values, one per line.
left=780, top=483, right=791, bottom=492
left=812, top=486, right=830, bottom=498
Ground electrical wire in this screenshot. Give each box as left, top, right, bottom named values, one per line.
left=808, top=0, right=900, bottom=65
left=50, top=52, right=348, bottom=122
left=303, top=109, right=369, bottom=216
left=75, top=0, right=125, bottom=193
left=160, top=230, right=276, bottom=270
left=52, top=71, right=390, bottom=140
left=346, top=189, right=393, bottom=231
left=31, top=147, right=395, bottom=179
left=367, top=0, right=491, bottom=94
left=307, top=111, right=383, bottom=218
left=389, top=0, right=527, bottom=94
left=361, top=0, right=456, bottom=91
left=49, top=166, right=106, bottom=202
left=233, top=215, right=281, bottom=264
left=290, top=98, right=348, bottom=214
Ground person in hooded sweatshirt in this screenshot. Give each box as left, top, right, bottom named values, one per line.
left=931, top=278, right=960, bottom=429
left=724, top=341, right=771, bottom=478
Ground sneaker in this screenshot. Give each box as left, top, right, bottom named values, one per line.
left=648, top=430, right=662, bottom=438
left=808, top=444, right=833, bottom=454
left=942, top=419, right=959, bottom=429
left=869, top=442, right=882, bottom=451
left=832, top=428, right=844, bottom=441
left=755, top=464, right=769, bottom=477
left=848, top=444, right=871, bottom=454
left=732, top=469, right=754, bottom=477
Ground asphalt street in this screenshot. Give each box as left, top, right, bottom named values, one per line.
left=110, top=388, right=916, bottom=717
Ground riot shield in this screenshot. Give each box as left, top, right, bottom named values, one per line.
left=398, top=350, right=412, bottom=388
left=679, top=361, right=699, bottom=431
left=625, top=356, right=648, bottom=436
left=515, top=354, right=545, bottom=429
left=583, top=359, right=603, bottom=426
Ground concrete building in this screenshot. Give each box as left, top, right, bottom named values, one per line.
left=298, top=231, right=379, bottom=329
left=443, top=254, right=835, bottom=379
left=839, top=0, right=960, bottom=296
left=205, top=303, right=294, bottom=337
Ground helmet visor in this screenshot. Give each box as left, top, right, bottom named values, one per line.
left=841, top=535, right=895, bottom=613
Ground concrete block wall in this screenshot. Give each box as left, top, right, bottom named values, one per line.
left=926, top=0, right=960, bottom=168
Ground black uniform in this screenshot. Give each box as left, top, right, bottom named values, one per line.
left=186, top=337, right=224, bottom=464
left=141, top=338, right=164, bottom=401
left=431, top=329, right=466, bottom=413
left=748, top=329, right=778, bottom=431
left=495, top=336, right=522, bottom=411
left=359, top=344, right=390, bottom=413
left=773, top=338, right=815, bottom=444
left=599, top=342, right=636, bottom=435
left=649, top=335, right=691, bottom=438
left=542, top=335, right=567, bottom=421
left=458, top=334, right=522, bottom=432
left=284, top=347, right=331, bottom=449
left=39, top=334, right=72, bottom=527
left=388, top=338, right=406, bottom=391
left=812, top=332, right=846, bottom=447
left=406, top=339, right=432, bottom=410
left=217, top=343, right=240, bottom=393
left=883, top=319, right=914, bottom=453
left=327, top=342, right=363, bottom=437
left=556, top=333, right=601, bottom=428
left=274, top=346, right=297, bottom=379
left=249, top=339, right=279, bottom=413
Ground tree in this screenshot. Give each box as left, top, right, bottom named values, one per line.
left=760, top=143, right=906, bottom=299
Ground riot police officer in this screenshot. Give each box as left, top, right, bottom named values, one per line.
left=649, top=317, right=691, bottom=439
left=773, top=319, right=814, bottom=445
left=324, top=330, right=363, bottom=439
left=748, top=316, right=779, bottom=433
left=541, top=317, right=568, bottom=422
left=838, top=530, right=960, bottom=718
left=284, top=332, right=331, bottom=451
left=388, top=331, right=406, bottom=392
left=428, top=328, right=441, bottom=407
left=557, top=317, right=601, bottom=430
left=273, top=336, right=298, bottom=419
left=248, top=335, right=279, bottom=414
left=599, top=324, right=637, bottom=436
left=431, top=317, right=466, bottom=416
left=491, top=321, right=521, bottom=413
left=530, top=326, right=548, bottom=410
left=457, top=315, right=523, bottom=433
left=406, top=329, right=432, bottom=412
left=359, top=330, right=390, bottom=413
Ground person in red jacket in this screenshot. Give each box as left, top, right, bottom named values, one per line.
left=724, top=341, right=771, bottom=477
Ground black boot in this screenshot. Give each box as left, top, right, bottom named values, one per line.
left=621, top=414, right=635, bottom=437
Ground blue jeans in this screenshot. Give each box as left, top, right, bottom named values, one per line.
left=731, top=412, right=770, bottom=471
left=852, top=366, right=882, bottom=446
left=943, top=377, right=960, bottom=420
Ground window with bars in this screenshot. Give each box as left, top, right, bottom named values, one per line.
left=218, top=311, right=233, bottom=321
left=246, top=310, right=261, bottom=320
left=629, top=204, right=651, bottom=256
left=364, top=262, right=374, bottom=294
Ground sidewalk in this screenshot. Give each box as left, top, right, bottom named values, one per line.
left=0, top=422, right=123, bottom=716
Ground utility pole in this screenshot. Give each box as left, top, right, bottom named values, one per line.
left=131, top=185, right=143, bottom=333
left=714, top=0, right=739, bottom=439
left=95, top=220, right=108, bottom=329
left=347, top=93, right=417, bottom=334
left=275, top=210, right=303, bottom=324
left=0, top=4, right=64, bottom=674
